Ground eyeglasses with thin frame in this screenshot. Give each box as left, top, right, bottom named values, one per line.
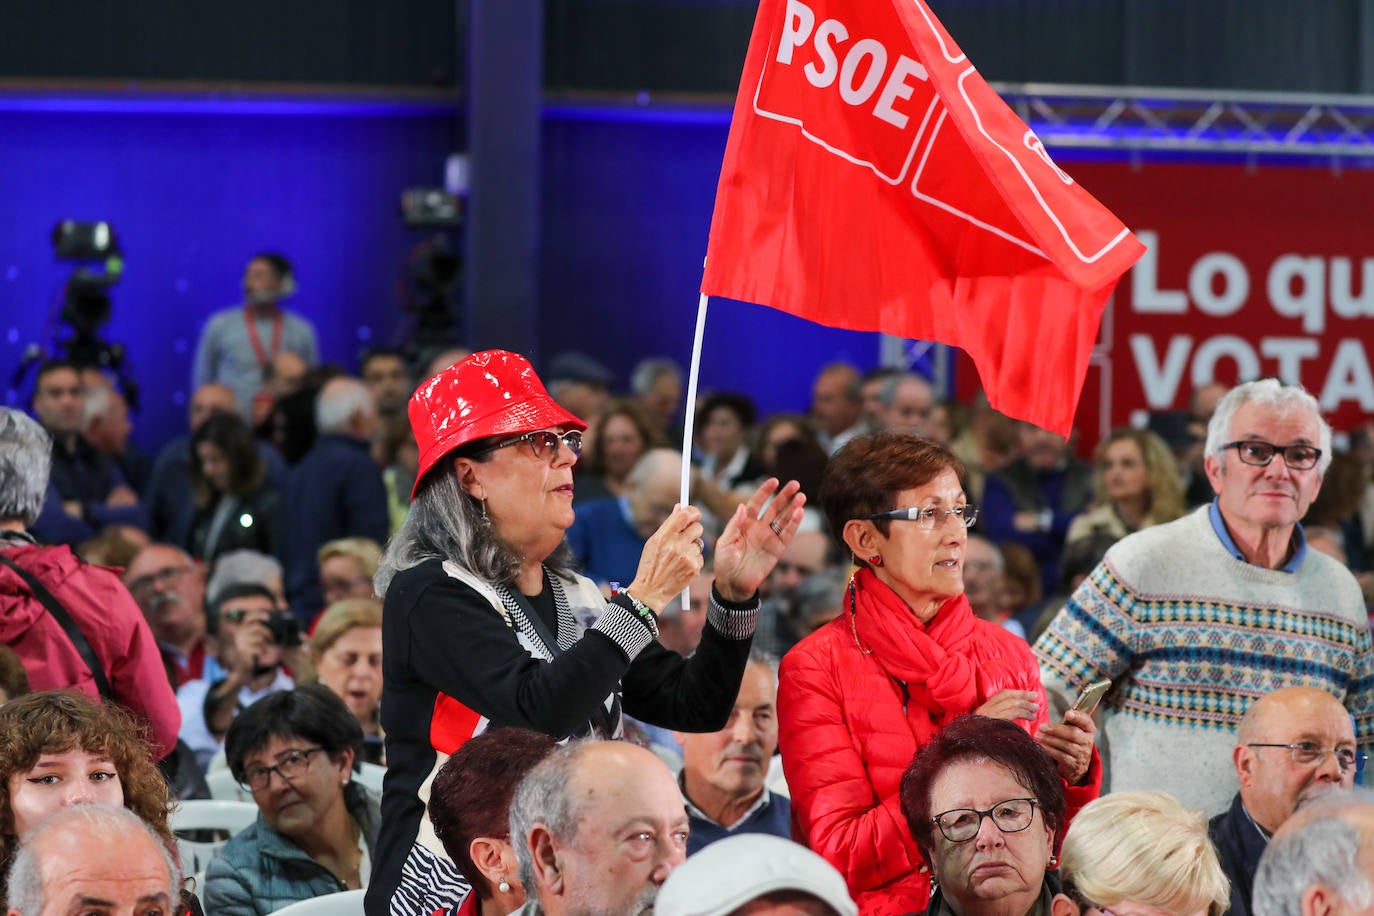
left=931, top=797, right=1038, bottom=842
left=485, top=429, right=583, bottom=462
left=864, top=505, right=978, bottom=529
left=1223, top=440, right=1322, bottom=471
left=238, top=747, right=327, bottom=792
left=1245, top=742, right=1366, bottom=773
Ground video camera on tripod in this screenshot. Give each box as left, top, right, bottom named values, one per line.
left=12, top=221, right=139, bottom=409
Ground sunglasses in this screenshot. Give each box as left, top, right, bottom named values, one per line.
left=486, top=429, right=583, bottom=462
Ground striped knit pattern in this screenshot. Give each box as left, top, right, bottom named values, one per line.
left=1035, top=505, right=1374, bottom=813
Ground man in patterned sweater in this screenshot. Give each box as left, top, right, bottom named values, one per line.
left=1035, top=379, right=1374, bottom=815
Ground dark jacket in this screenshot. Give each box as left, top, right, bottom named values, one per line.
left=0, top=539, right=180, bottom=757
left=979, top=456, right=1093, bottom=593
left=31, top=436, right=148, bottom=543
left=280, top=434, right=388, bottom=622
left=146, top=435, right=285, bottom=539
left=171, top=485, right=282, bottom=563
left=1209, top=793, right=1269, bottom=916
left=203, top=782, right=381, bottom=916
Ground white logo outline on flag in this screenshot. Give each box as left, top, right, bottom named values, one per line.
left=910, top=0, right=1135, bottom=267
left=752, top=22, right=939, bottom=186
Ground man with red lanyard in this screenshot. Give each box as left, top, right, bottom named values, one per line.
left=191, top=252, right=320, bottom=420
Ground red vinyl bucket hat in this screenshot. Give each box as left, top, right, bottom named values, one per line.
left=408, top=349, right=587, bottom=497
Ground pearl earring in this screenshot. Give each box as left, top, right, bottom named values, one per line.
left=498, top=879, right=512, bottom=893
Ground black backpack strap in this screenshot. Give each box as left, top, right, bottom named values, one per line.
left=0, top=554, right=114, bottom=700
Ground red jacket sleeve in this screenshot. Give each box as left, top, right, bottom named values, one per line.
left=777, top=642, right=923, bottom=893
left=103, top=583, right=182, bottom=760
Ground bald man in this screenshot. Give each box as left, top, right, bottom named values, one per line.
left=1210, top=687, right=1359, bottom=916
left=5, top=805, right=181, bottom=916
left=509, top=741, right=689, bottom=916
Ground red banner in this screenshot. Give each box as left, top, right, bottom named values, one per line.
left=701, top=0, right=1145, bottom=435
left=983, top=162, right=1374, bottom=445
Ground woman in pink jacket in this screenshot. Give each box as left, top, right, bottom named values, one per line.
left=778, top=433, right=1100, bottom=916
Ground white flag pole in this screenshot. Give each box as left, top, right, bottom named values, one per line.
left=679, top=292, right=710, bottom=609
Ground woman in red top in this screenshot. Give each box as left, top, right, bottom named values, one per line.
left=778, top=433, right=1101, bottom=916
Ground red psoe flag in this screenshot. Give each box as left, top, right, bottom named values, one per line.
left=700, top=0, right=1146, bottom=435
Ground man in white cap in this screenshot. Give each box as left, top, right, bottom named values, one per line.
left=656, top=834, right=856, bottom=916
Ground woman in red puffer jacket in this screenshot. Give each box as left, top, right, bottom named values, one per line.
left=778, top=433, right=1102, bottom=916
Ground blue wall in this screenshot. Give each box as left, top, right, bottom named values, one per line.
left=1, top=92, right=885, bottom=454
left=0, top=93, right=460, bottom=449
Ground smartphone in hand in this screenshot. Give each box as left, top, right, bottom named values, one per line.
left=1067, top=678, right=1112, bottom=719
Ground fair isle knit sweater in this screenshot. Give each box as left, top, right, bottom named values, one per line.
left=1035, top=506, right=1374, bottom=815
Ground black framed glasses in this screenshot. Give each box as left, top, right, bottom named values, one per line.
left=239, top=747, right=327, bottom=792
left=487, top=429, right=583, bottom=462
left=1223, top=440, right=1322, bottom=471
left=931, top=797, right=1038, bottom=842
left=1245, top=742, right=1365, bottom=773
left=864, top=505, right=978, bottom=529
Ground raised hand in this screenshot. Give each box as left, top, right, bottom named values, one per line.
left=713, top=478, right=807, bottom=603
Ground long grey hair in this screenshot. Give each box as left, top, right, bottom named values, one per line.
left=374, top=449, right=578, bottom=596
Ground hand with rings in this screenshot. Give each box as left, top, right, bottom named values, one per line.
left=713, top=478, right=807, bottom=603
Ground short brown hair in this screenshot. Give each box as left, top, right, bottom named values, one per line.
left=0, top=691, right=172, bottom=896
left=819, top=432, right=965, bottom=557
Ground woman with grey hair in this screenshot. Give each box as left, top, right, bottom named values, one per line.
left=366, top=350, right=807, bottom=916
left=0, top=407, right=178, bottom=758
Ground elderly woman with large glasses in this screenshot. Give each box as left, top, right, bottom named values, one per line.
left=778, top=433, right=1100, bottom=916
left=203, top=685, right=380, bottom=916
left=367, top=350, right=807, bottom=916
left=900, top=715, right=1070, bottom=916
left=1055, top=791, right=1229, bottom=916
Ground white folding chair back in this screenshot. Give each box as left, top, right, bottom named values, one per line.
left=355, top=762, right=386, bottom=794
left=205, top=767, right=251, bottom=802
left=170, top=800, right=259, bottom=875
left=270, top=889, right=366, bottom=915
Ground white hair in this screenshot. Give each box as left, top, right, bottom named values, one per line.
left=1204, top=379, right=1332, bottom=475
left=315, top=377, right=375, bottom=434
left=509, top=742, right=591, bottom=894
left=1253, top=790, right=1374, bottom=916
left=631, top=357, right=683, bottom=396
left=207, top=549, right=284, bottom=605
left=0, top=408, right=52, bottom=527
left=627, top=448, right=682, bottom=491
left=6, top=805, right=182, bottom=916
left=81, top=384, right=115, bottom=428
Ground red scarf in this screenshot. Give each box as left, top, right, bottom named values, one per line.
left=848, top=567, right=980, bottom=726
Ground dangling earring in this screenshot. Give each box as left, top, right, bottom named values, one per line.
left=479, top=497, right=490, bottom=526
left=498, top=879, right=512, bottom=893
left=1048, top=854, right=1058, bottom=869
left=867, top=554, right=883, bottom=567
left=928, top=873, right=939, bottom=893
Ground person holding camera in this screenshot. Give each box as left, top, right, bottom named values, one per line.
left=177, top=582, right=298, bottom=769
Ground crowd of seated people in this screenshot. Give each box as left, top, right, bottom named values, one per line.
left=6, top=324, right=1374, bottom=916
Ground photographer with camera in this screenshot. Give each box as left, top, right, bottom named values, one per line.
left=177, top=582, right=299, bottom=769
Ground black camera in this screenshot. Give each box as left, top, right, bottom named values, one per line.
left=265, top=613, right=302, bottom=648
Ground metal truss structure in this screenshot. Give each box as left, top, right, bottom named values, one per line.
left=994, top=82, right=1374, bottom=160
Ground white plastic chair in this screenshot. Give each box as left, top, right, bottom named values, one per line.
left=170, top=800, right=259, bottom=875
left=205, top=766, right=252, bottom=803
left=270, top=889, right=366, bottom=915
left=354, top=762, right=386, bottom=795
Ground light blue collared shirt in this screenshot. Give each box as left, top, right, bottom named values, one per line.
left=1207, top=497, right=1307, bottom=573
